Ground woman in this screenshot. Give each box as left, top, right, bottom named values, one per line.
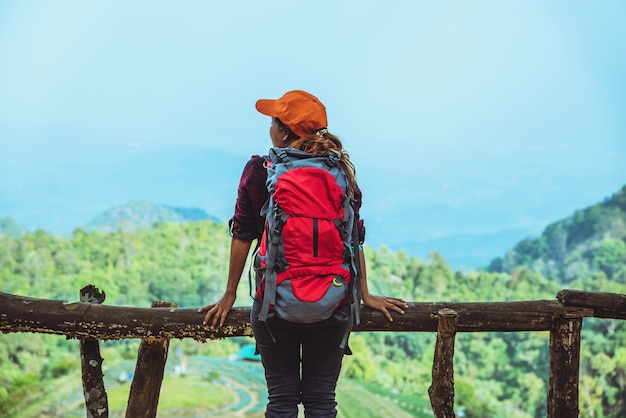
left=199, top=90, right=407, bottom=418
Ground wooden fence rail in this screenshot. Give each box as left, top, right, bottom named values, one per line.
left=0, top=292, right=595, bottom=339
left=1, top=289, right=625, bottom=418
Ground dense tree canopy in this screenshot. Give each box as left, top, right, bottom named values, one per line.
left=1, top=191, right=625, bottom=417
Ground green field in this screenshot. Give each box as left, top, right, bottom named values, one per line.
left=8, top=356, right=433, bottom=417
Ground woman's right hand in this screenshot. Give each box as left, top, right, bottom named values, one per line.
left=198, top=291, right=237, bottom=329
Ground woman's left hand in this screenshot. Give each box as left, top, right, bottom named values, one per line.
left=362, top=294, right=408, bottom=322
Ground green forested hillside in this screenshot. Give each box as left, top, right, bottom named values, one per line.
left=489, top=185, right=626, bottom=284
left=1, top=202, right=625, bottom=417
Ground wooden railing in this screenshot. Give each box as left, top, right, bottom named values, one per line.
left=1, top=287, right=625, bottom=418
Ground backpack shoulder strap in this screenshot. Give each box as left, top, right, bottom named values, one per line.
left=350, top=216, right=363, bottom=325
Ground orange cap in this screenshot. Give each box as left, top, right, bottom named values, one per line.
left=255, top=90, right=328, bottom=138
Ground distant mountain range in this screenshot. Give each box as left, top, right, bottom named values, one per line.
left=1, top=145, right=623, bottom=270
left=0, top=147, right=244, bottom=231
left=84, top=201, right=219, bottom=232
left=0, top=217, right=25, bottom=238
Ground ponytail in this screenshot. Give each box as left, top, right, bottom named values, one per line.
left=274, top=117, right=357, bottom=194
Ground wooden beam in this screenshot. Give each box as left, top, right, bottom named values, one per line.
left=557, top=289, right=626, bottom=319
left=428, top=308, right=457, bottom=418
left=548, top=317, right=582, bottom=418
left=0, top=292, right=593, bottom=340
left=79, top=285, right=108, bottom=418
left=126, top=301, right=177, bottom=418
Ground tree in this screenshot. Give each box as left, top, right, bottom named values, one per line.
left=594, top=239, right=626, bottom=279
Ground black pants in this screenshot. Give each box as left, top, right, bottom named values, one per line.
left=251, top=300, right=352, bottom=418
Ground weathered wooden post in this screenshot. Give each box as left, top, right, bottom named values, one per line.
left=428, top=308, right=458, bottom=418
left=79, top=285, right=109, bottom=418
left=125, top=301, right=177, bottom=418
left=548, top=316, right=582, bottom=418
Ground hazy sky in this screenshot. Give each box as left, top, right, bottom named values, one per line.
left=1, top=1, right=625, bottom=253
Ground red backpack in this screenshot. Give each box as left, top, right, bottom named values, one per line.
left=254, top=147, right=361, bottom=326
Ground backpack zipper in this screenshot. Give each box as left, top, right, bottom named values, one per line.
left=313, top=218, right=319, bottom=257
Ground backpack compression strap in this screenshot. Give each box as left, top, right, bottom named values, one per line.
left=272, top=148, right=341, bottom=169
left=325, top=151, right=341, bottom=169
left=257, top=204, right=287, bottom=322
left=272, top=148, right=291, bottom=168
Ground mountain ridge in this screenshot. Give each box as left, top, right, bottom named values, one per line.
left=488, top=184, right=626, bottom=283
left=2, top=144, right=624, bottom=270
left=84, top=201, right=220, bottom=232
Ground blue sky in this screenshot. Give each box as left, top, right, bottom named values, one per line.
left=1, top=1, right=625, bottom=265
